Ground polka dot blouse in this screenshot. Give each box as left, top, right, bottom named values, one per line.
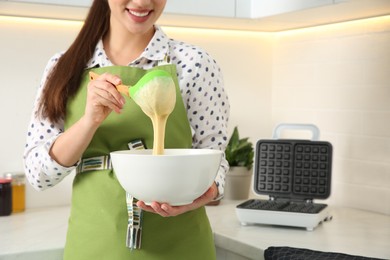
left=23, top=25, right=230, bottom=199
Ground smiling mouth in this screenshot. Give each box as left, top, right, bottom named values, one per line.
left=127, top=9, right=151, bottom=17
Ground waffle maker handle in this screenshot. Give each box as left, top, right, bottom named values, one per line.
left=272, top=123, right=320, bottom=141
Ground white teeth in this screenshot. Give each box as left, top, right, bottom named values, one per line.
left=129, top=10, right=149, bottom=17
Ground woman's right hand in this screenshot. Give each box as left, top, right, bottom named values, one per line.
left=85, top=72, right=126, bottom=125
left=48, top=73, right=126, bottom=167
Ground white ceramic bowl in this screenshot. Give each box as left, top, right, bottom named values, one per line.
left=110, top=149, right=222, bottom=206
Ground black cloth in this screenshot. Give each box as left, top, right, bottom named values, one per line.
left=264, top=247, right=388, bottom=260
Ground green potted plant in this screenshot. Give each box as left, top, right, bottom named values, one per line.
left=224, top=126, right=254, bottom=200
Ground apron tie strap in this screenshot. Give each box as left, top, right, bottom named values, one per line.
left=76, top=156, right=112, bottom=173
left=76, top=139, right=146, bottom=250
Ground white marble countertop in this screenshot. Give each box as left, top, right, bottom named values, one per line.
left=207, top=200, right=390, bottom=259
left=0, top=200, right=389, bottom=260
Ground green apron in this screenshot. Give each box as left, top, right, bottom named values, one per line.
left=63, top=65, right=216, bottom=260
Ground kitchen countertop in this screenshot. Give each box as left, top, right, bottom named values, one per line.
left=0, top=200, right=389, bottom=260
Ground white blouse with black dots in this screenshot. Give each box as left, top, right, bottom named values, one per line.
left=23, top=25, right=230, bottom=200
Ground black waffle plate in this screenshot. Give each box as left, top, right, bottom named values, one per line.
left=254, top=139, right=332, bottom=200
left=237, top=199, right=327, bottom=214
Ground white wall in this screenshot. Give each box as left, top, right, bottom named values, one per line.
left=271, top=16, right=390, bottom=215
left=164, top=27, right=274, bottom=139
left=0, top=16, right=81, bottom=208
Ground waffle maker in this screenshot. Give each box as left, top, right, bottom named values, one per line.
left=235, top=124, right=333, bottom=231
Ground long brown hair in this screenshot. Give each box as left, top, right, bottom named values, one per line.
left=39, top=0, right=110, bottom=123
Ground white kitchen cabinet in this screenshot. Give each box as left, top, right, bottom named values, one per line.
left=236, top=0, right=334, bottom=19
left=160, top=0, right=390, bottom=32
left=1, top=0, right=91, bottom=7
left=164, top=0, right=236, bottom=18
left=1, top=0, right=237, bottom=17
left=0, top=0, right=89, bottom=21
left=0, top=0, right=337, bottom=19
left=164, top=0, right=343, bottom=20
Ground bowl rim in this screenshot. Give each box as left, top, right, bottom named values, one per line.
left=110, top=148, right=223, bottom=157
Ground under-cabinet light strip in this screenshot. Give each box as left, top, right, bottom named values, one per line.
left=0, top=15, right=83, bottom=27
left=0, top=15, right=267, bottom=37
left=277, top=15, right=390, bottom=35
left=0, top=14, right=389, bottom=35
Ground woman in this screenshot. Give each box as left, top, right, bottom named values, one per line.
left=23, top=0, right=229, bottom=259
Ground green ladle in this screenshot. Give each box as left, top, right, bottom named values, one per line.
left=89, top=70, right=176, bottom=155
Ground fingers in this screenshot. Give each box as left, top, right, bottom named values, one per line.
left=137, top=201, right=171, bottom=217
left=88, top=72, right=126, bottom=113
left=91, top=85, right=124, bottom=113
left=136, top=201, right=188, bottom=217
left=150, top=202, right=171, bottom=217
left=89, top=71, right=121, bottom=87
left=193, top=184, right=217, bottom=205
left=94, top=73, right=125, bottom=104
left=90, top=71, right=129, bottom=97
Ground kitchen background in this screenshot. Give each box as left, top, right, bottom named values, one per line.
left=0, top=0, right=389, bottom=216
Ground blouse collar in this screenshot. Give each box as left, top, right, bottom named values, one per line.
left=86, top=25, right=169, bottom=69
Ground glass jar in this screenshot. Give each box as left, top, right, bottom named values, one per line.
left=0, top=178, right=12, bottom=216
left=4, top=172, right=26, bottom=213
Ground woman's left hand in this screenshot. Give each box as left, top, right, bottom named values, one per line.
left=136, top=182, right=219, bottom=217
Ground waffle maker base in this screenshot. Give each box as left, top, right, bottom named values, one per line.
left=235, top=199, right=332, bottom=231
